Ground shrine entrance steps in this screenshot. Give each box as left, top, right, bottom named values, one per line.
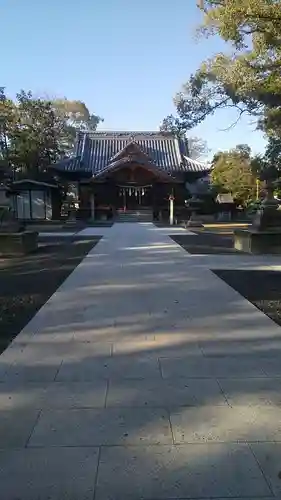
left=116, top=209, right=153, bottom=222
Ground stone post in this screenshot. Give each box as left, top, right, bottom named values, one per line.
left=169, top=195, right=174, bottom=226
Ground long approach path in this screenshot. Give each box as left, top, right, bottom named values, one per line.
left=1, top=222, right=281, bottom=499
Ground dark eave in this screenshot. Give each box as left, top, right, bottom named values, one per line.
left=48, top=156, right=82, bottom=173
left=93, top=156, right=175, bottom=181
left=12, top=179, right=58, bottom=189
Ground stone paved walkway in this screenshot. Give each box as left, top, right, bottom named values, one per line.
left=1, top=222, right=281, bottom=499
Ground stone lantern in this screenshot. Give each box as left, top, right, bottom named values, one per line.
left=185, top=195, right=204, bottom=227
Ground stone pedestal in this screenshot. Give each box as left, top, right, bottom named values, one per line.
left=234, top=189, right=281, bottom=254
left=252, top=205, right=281, bottom=231
left=185, top=196, right=204, bottom=228
left=65, top=209, right=77, bottom=226
left=234, top=229, right=281, bottom=254
left=0, top=231, right=38, bottom=256
left=187, top=213, right=204, bottom=228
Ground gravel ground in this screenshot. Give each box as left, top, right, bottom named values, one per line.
left=0, top=235, right=100, bottom=355
left=214, top=269, right=281, bottom=328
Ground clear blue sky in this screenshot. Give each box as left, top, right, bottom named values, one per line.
left=1, top=0, right=266, bottom=158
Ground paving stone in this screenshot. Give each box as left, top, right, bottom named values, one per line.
left=0, top=380, right=107, bottom=409
left=0, top=344, right=64, bottom=382
left=0, top=363, right=8, bottom=381
left=251, top=442, right=281, bottom=498
left=170, top=405, right=281, bottom=443
left=64, top=340, right=112, bottom=357
left=112, top=336, right=160, bottom=355
left=208, top=356, right=266, bottom=378
left=200, top=338, right=281, bottom=356
left=2, top=223, right=281, bottom=498
left=42, top=380, right=108, bottom=408
left=159, top=356, right=213, bottom=378
left=29, top=408, right=173, bottom=446
left=23, top=326, right=118, bottom=344
left=75, top=330, right=152, bottom=343
left=113, top=336, right=203, bottom=358
left=0, top=447, right=99, bottom=500
left=145, top=313, right=191, bottom=330
left=219, top=377, right=281, bottom=406
left=1, top=362, right=61, bottom=382
left=95, top=444, right=271, bottom=499
left=213, top=356, right=267, bottom=378
left=10, top=339, right=112, bottom=358
left=259, top=355, right=281, bottom=377
left=0, top=410, right=40, bottom=448
left=56, top=355, right=161, bottom=381
left=0, top=343, right=26, bottom=363
left=107, top=378, right=227, bottom=407
left=189, top=315, right=274, bottom=339
left=0, top=382, right=48, bottom=410
left=0, top=344, right=27, bottom=380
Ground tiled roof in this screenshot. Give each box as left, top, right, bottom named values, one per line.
left=182, top=156, right=210, bottom=173
left=54, top=131, right=210, bottom=175
left=49, top=156, right=81, bottom=172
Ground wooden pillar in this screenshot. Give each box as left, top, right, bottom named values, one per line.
left=79, top=184, right=91, bottom=220
left=90, top=193, right=95, bottom=219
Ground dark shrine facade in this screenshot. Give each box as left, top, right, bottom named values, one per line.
left=51, top=131, right=210, bottom=220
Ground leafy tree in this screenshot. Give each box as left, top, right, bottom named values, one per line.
left=251, top=137, right=281, bottom=188
left=211, top=144, right=257, bottom=205
left=235, top=144, right=251, bottom=159
left=160, top=114, right=209, bottom=159
left=0, top=88, right=16, bottom=176
left=160, top=114, right=189, bottom=138
left=7, top=90, right=67, bottom=176
left=0, top=88, right=104, bottom=216
left=188, top=137, right=209, bottom=160
left=52, top=99, right=103, bottom=154
left=0, top=90, right=103, bottom=176
left=173, top=1, right=281, bottom=138
left=264, top=136, right=281, bottom=169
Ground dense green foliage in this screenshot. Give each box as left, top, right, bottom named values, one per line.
left=211, top=144, right=257, bottom=206
left=183, top=1, right=281, bottom=135
left=160, top=115, right=209, bottom=160
left=0, top=88, right=102, bottom=179
left=163, top=0, right=281, bottom=178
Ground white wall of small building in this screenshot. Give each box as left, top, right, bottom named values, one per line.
left=30, top=190, right=46, bottom=219
left=14, top=189, right=52, bottom=220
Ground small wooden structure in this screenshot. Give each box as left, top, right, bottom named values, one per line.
left=216, top=193, right=235, bottom=221
left=10, top=179, right=60, bottom=221
left=0, top=187, right=38, bottom=255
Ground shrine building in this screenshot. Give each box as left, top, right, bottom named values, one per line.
left=51, top=130, right=210, bottom=220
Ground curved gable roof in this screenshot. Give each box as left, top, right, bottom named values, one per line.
left=51, top=131, right=210, bottom=174
left=77, top=131, right=184, bottom=173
